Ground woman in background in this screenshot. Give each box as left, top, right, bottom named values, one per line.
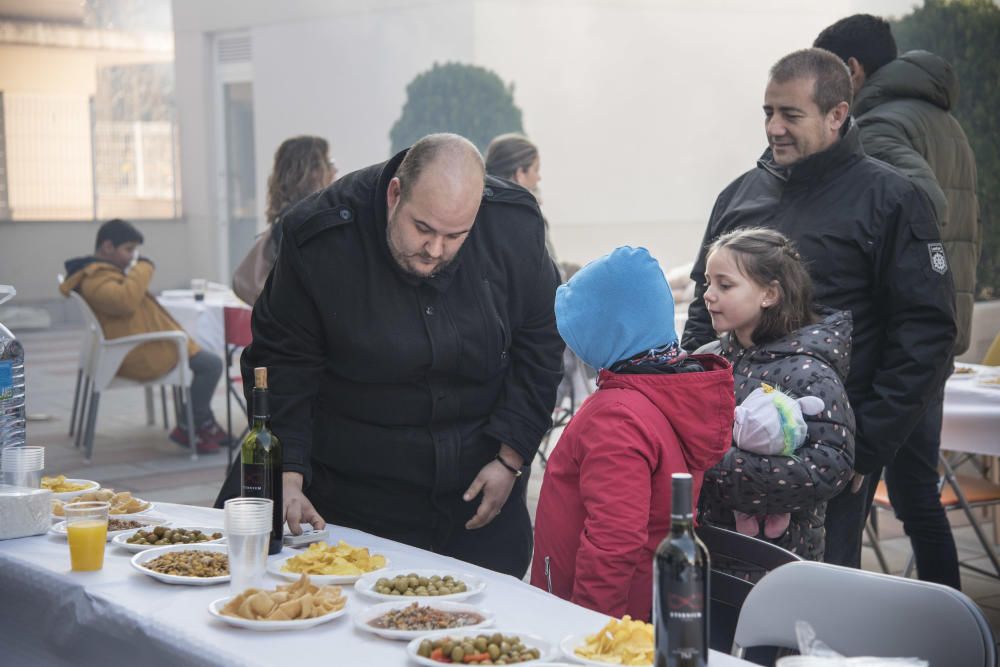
left=485, top=133, right=556, bottom=262
left=232, top=135, right=336, bottom=304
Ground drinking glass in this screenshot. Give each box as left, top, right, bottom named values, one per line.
left=224, top=497, right=273, bottom=595
left=191, top=278, right=208, bottom=302
left=65, top=501, right=109, bottom=571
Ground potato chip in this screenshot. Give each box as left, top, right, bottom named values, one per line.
left=575, top=615, right=654, bottom=666
left=41, top=475, right=92, bottom=493
left=222, top=575, right=346, bottom=621
left=281, top=540, right=387, bottom=576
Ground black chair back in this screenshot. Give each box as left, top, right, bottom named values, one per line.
left=695, top=524, right=802, bottom=654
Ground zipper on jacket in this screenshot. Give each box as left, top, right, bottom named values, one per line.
left=482, top=278, right=511, bottom=357
left=544, top=556, right=553, bottom=593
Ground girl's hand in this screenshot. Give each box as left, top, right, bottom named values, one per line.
left=850, top=472, right=866, bottom=494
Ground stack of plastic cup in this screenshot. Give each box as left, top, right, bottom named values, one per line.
left=1, top=445, right=44, bottom=489
left=224, top=497, right=273, bottom=595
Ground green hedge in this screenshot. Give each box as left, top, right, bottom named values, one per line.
left=389, top=62, right=523, bottom=155
left=892, top=0, right=1000, bottom=299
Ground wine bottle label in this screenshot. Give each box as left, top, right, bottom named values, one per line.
left=242, top=463, right=271, bottom=497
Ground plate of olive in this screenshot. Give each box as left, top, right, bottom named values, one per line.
left=113, top=525, right=225, bottom=552
left=407, top=629, right=554, bottom=665
left=354, top=569, right=486, bottom=602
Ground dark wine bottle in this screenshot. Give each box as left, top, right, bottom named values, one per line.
left=240, top=367, right=283, bottom=555
left=653, top=472, right=709, bottom=667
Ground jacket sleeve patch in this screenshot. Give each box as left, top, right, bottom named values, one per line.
left=927, top=242, right=949, bottom=275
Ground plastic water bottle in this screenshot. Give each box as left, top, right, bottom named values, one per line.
left=0, top=285, right=26, bottom=450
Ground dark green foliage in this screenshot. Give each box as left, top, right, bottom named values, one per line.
left=892, top=0, right=1000, bottom=299
left=389, top=62, right=523, bottom=155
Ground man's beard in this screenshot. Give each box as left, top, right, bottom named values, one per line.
left=386, top=211, right=452, bottom=278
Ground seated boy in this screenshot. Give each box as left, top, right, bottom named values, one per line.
left=59, top=218, right=228, bottom=453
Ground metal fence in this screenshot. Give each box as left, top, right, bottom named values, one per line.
left=0, top=92, right=180, bottom=221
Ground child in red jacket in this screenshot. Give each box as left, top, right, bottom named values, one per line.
left=530, top=246, right=734, bottom=620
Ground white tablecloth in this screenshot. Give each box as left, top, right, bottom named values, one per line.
left=158, top=290, right=249, bottom=359
left=0, top=503, right=751, bottom=667
left=942, top=365, right=1000, bottom=457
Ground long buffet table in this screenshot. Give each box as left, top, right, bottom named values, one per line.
left=0, top=503, right=751, bottom=667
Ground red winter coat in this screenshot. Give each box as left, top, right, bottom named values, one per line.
left=530, top=354, right=734, bottom=620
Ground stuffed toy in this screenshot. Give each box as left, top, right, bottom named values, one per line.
left=731, top=383, right=824, bottom=539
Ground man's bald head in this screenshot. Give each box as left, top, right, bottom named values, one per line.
left=395, top=133, right=485, bottom=205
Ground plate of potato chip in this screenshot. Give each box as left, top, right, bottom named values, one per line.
left=267, top=540, right=389, bottom=584
left=51, top=489, right=153, bottom=519
left=561, top=616, right=654, bottom=666
left=208, top=574, right=349, bottom=631
left=41, top=476, right=99, bottom=500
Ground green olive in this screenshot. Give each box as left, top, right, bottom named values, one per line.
left=488, top=644, right=500, bottom=660
left=451, top=646, right=465, bottom=662
left=418, top=640, right=433, bottom=657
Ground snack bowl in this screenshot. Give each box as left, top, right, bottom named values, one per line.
left=354, top=599, right=494, bottom=640
left=267, top=552, right=390, bottom=585
left=559, top=633, right=652, bottom=666
left=354, top=568, right=486, bottom=602
left=50, top=516, right=169, bottom=541
left=131, top=543, right=230, bottom=585
left=46, top=479, right=100, bottom=501
left=208, top=595, right=349, bottom=632
left=114, top=526, right=225, bottom=552
left=407, top=629, right=554, bottom=666
left=976, top=374, right=1000, bottom=389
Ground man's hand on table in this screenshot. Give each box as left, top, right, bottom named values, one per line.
left=283, top=472, right=326, bottom=534
left=464, top=445, right=523, bottom=530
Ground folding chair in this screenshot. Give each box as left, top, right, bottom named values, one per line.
left=732, top=560, right=996, bottom=666
left=66, top=290, right=197, bottom=462
left=223, top=305, right=253, bottom=468
left=695, top=524, right=801, bottom=654
left=871, top=453, right=1000, bottom=580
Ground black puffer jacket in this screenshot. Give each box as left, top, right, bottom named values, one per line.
left=698, top=310, right=856, bottom=560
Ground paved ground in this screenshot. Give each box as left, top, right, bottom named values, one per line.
left=16, top=326, right=1000, bottom=635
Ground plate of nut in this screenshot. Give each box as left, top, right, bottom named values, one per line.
left=131, top=543, right=230, bottom=585
left=354, top=600, right=494, bottom=641
left=354, top=569, right=486, bottom=602
left=50, top=516, right=168, bottom=541
left=113, top=526, right=225, bottom=552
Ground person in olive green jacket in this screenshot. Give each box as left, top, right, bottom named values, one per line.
left=59, top=219, right=229, bottom=454
left=816, top=14, right=980, bottom=591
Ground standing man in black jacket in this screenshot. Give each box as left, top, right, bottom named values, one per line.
left=230, top=133, right=563, bottom=577
left=682, top=48, right=957, bottom=568
left=816, top=14, right=979, bottom=589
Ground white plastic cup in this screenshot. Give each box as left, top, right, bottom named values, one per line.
left=1, top=445, right=44, bottom=489
left=191, top=278, right=207, bottom=302
left=224, top=497, right=272, bottom=595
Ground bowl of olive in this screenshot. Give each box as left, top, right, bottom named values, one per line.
left=354, top=569, right=486, bottom=602
left=113, top=525, right=224, bottom=552
left=407, top=629, right=554, bottom=665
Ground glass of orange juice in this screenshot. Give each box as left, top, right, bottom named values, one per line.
left=65, top=501, right=110, bottom=571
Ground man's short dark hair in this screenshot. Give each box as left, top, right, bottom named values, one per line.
left=95, top=218, right=143, bottom=250
left=814, top=14, right=897, bottom=77
left=769, top=48, right=853, bottom=113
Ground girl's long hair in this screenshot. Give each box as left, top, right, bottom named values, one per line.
left=708, top=228, right=818, bottom=345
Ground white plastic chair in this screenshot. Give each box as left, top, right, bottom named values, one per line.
left=58, top=274, right=166, bottom=441
left=732, top=560, right=996, bottom=666
left=65, top=289, right=198, bottom=462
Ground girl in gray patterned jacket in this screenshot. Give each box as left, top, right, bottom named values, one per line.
left=696, top=228, right=856, bottom=560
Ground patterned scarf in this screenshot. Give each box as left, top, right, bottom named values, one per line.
left=610, top=340, right=686, bottom=372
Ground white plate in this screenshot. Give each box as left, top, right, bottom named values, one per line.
left=406, top=629, right=554, bottom=666
left=113, top=526, right=225, bottom=552
left=50, top=516, right=168, bottom=541
left=43, top=479, right=100, bottom=501
left=353, top=600, right=494, bottom=640
left=976, top=375, right=1000, bottom=389
left=560, top=633, right=652, bottom=666
left=52, top=498, right=155, bottom=521
left=951, top=364, right=981, bottom=380
left=267, top=552, right=391, bottom=585
left=208, top=595, right=349, bottom=632
left=354, top=569, right=486, bottom=602
left=131, top=543, right=230, bottom=585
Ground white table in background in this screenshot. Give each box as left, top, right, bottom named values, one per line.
left=942, top=365, right=1000, bottom=458
left=157, top=289, right=249, bottom=359
left=0, top=503, right=752, bottom=667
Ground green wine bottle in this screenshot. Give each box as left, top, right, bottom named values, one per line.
left=240, top=367, right=283, bottom=554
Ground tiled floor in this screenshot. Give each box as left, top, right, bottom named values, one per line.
left=15, top=326, right=1000, bottom=636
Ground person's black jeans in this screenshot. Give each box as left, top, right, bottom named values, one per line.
left=884, top=382, right=961, bottom=589
left=188, top=350, right=222, bottom=427
left=823, top=472, right=870, bottom=568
